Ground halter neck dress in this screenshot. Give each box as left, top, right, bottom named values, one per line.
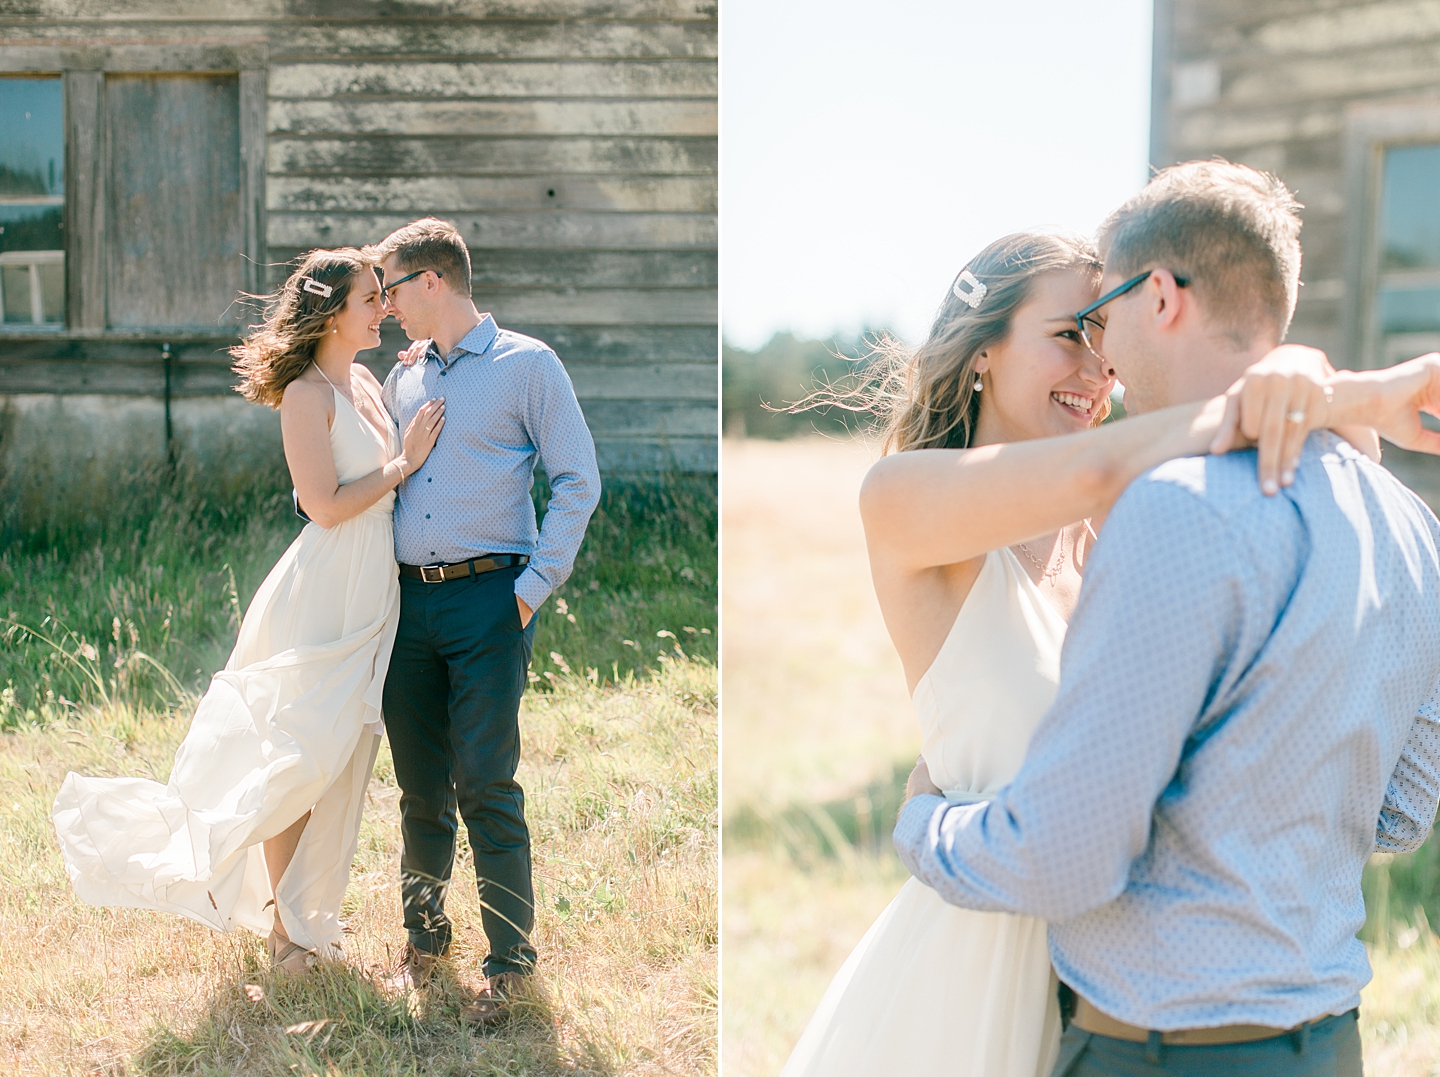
left=781, top=547, right=1066, bottom=1077
left=53, top=370, right=402, bottom=955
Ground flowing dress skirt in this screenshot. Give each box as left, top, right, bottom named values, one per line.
left=781, top=876, right=1061, bottom=1077
left=52, top=504, right=399, bottom=953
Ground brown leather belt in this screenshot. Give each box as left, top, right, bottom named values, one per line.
left=1072, top=996, right=1299, bottom=1046
left=398, top=554, right=529, bottom=583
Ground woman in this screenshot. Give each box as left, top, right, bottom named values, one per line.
left=52, top=249, right=444, bottom=972
left=779, top=231, right=1376, bottom=1076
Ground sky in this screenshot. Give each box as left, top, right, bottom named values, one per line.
left=720, top=0, right=1154, bottom=349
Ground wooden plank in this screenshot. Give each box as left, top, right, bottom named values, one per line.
left=268, top=98, right=716, bottom=137
left=64, top=70, right=105, bottom=331
left=1172, top=103, right=1342, bottom=153
left=265, top=248, right=715, bottom=288
left=577, top=398, right=713, bottom=437
left=105, top=73, right=247, bottom=328
left=565, top=361, right=714, bottom=400
left=266, top=210, right=715, bottom=249
left=508, top=323, right=715, bottom=361
left=268, top=175, right=715, bottom=214
left=283, top=0, right=716, bottom=19
left=1225, top=43, right=1440, bottom=108
left=267, top=135, right=717, bottom=176
left=1237, top=1, right=1440, bottom=57
left=487, top=287, right=713, bottom=326
left=269, top=61, right=715, bottom=100
left=0, top=20, right=716, bottom=60
left=592, top=435, right=714, bottom=472
left=0, top=42, right=269, bottom=73
left=239, top=68, right=267, bottom=296
left=271, top=21, right=716, bottom=60
left=0, top=1, right=285, bottom=17
left=483, top=287, right=714, bottom=326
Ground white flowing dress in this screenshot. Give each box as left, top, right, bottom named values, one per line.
left=782, top=547, right=1065, bottom=1077
left=53, top=379, right=401, bottom=955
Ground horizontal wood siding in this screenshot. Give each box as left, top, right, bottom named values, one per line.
left=1157, top=0, right=1440, bottom=502
left=0, top=5, right=717, bottom=473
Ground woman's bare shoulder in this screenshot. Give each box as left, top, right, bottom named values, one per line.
left=280, top=372, right=332, bottom=415
left=351, top=363, right=384, bottom=393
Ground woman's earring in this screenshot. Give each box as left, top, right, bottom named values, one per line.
left=332, top=328, right=338, bottom=334
left=973, top=377, right=984, bottom=392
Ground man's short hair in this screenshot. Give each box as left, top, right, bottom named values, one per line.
left=1097, top=159, right=1303, bottom=346
left=368, top=217, right=472, bottom=298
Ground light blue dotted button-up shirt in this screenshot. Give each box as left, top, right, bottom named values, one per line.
left=894, top=432, right=1440, bottom=1031
left=381, top=315, right=601, bottom=611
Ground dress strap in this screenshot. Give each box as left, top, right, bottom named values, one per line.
left=313, top=364, right=339, bottom=392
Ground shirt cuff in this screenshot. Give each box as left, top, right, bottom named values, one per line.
left=514, top=566, right=551, bottom=611
left=893, top=793, right=946, bottom=874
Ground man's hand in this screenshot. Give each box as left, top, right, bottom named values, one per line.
left=904, top=755, right=941, bottom=806
left=399, top=339, right=430, bottom=367
left=1210, top=344, right=1382, bottom=493
left=516, top=595, right=534, bottom=629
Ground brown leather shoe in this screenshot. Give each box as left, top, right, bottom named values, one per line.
left=379, top=941, right=442, bottom=994
left=460, top=970, right=527, bottom=1027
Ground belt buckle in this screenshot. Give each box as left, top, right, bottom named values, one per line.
left=419, top=563, right=446, bottom=584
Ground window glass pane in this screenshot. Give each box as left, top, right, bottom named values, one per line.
left=1379, top=284, right=1440, bottom=335
left=1380, top=143, right=1440, bottom=271
left=0, top=77, right=64, bottom=328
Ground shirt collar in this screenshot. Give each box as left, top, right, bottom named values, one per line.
left=430, top=314, right=498, bottom=369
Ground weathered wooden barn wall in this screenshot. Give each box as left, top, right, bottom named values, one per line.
left=1151, top=0, right=1440, bottom=505
left=0, top=0, right=717, bottom=477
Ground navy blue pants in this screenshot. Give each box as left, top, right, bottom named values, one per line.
left=382, top=564, right=538, bottom=977
left=1051, top=1009, right=1362, bottom=1077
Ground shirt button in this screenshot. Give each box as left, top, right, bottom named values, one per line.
left=427, top=477, right=432, bottom=482
left=425, top=514, right=431, bottom=519
left=440, top=370, right=447, bottom=377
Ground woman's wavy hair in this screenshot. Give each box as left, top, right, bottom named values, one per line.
left=231, top=248, right=376, bottom=408
left=803, top=231, right=1105, bottom=453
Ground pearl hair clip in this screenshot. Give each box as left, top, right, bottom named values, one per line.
left=302, top=277, right=333, bottom=298
left=952, top=269, right=987, bottom=310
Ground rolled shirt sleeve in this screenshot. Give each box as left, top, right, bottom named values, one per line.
left=1376, top=679, right=1440, bottom=854
left=514, top=350, right=601, bottom=610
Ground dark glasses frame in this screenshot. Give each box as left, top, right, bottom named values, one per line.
left=381, top=267, right=443, bottom=302
left=1072, top=269, right=1190, bottom=357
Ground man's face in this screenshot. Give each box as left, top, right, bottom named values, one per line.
left=380, top=254, right=435, bottom=342
left=1092, top=268, right=1165, bottom=415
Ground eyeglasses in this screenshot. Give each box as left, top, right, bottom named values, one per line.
left=1072, top=269, right=1190, bottom=358
left=381, top=267, right=443, bottom=303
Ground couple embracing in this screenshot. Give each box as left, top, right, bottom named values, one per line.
left=784, top=161, right=1440, bottom=1075
left=52, top=217, right=601, bottom=1025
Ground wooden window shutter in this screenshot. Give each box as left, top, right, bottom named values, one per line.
left=105, top=74, right=245, bottom=330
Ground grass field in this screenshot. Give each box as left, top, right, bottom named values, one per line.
left=0, top=458, right=717, bottom=1076
left=721, top=435, right=1440, bottom=1077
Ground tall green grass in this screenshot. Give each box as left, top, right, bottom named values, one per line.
left=0, top=453, right=716, bottom=727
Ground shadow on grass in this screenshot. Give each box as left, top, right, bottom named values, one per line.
left=135, top=954, right=611, bottom=1077
left=723, top=760, right=912, bottom=867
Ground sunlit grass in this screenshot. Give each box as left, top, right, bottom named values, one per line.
left=0, top=453, right=716, bottom=1075
left=0, top=659, right=716, bottom=1076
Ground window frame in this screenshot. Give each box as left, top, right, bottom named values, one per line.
left=0, top=41, right=266, bottom=346
left=1342, top=96, right=1440, bottom=370
left=0, top=74, right=66, bottom=330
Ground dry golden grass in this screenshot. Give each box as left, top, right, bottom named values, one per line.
left=721, top=435, right=1440, bottom=1077
left=0, top=658, right=716, bottom=1076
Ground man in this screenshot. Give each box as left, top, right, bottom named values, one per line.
left=894, top=161, right=1440, bottom=1073
left=370, top=217, right=600, bottom=1024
